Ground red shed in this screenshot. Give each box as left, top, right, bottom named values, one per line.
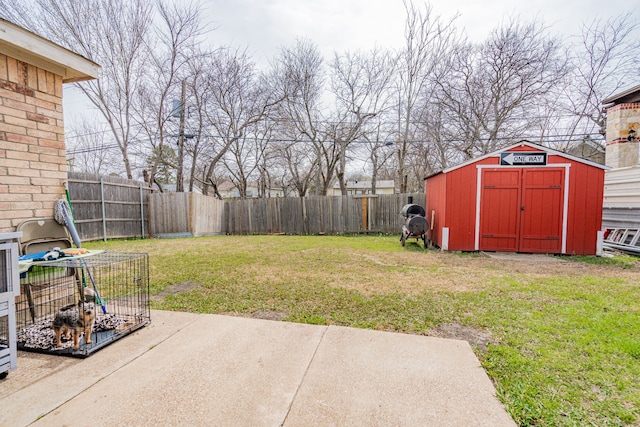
left=425, top=141, right=609, bottom=255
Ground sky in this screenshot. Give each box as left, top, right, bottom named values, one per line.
left=62, top=0, right=639, bottom=134
left=201, top=0, right=639, bottom=65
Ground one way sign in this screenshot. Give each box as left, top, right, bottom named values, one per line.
left=500, top=152, right=547, bottom=166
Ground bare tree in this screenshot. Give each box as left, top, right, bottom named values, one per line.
left=134, top=1, right=206, bottom=190
left=199, top=48, right=282, bottom=195
left=0, top=0, right=214, bottom=182
left=330, top=48, right=397, bottom=194
left=360, top=118, right=396, bottom=194
left=65, top=118, right=122, bottom=175
left=221, top=119, right=272, bottom=198
left=274, top=139, right=317, bottom=197
left=435, top=17, right=567, bottom=158
left=270, top=39, right=334, bottom=195
left=556, top=13, right=640, bottom=150
left=394, top=1, right=459, bottom=192
left=256, top=123, right=279, bottom=198
left=395, top=102, right=456, bottom=192
left=152, top=48, right=229, bottom=195
left=0, top=0, right=155, bottom=179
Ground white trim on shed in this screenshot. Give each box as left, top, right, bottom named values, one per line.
left=427, top=141, right=609, bottom=179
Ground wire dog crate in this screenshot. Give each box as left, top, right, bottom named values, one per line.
left=16, top=252, right=150, bottom=357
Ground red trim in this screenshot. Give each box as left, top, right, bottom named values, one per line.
left=606, top=103, right=640, bottom=112
left=607, top=138, right=640, bottom=145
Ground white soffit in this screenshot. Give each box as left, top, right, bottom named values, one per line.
left=0, top=18, right=99, bottom=82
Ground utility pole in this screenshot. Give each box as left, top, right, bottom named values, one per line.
left=176, top=80, right=186, bottom=192
left=315, top=143, right=321, bottom=196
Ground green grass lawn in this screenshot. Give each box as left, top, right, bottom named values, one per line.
left=85, top=235, right=640, bottom=426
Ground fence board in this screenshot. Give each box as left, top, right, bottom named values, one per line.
left=148, top=193, right=224, bottom=237
left=191, top=194, right=225, bottom=236
left=220, top=193, right=425, bottom=235
left=67, top=172, right=152, bottom=241
left=148, top=193, right=190, bottom=236
left=68, top=172, right=426, bottom=239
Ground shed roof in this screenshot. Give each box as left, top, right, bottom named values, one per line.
left=425, top=141, right=610, bottom=180
left=0, top=18, right=99, bottom=82
left=602, top=84, right=640, bottom=106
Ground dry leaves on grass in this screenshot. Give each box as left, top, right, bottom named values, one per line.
left=304, top=250, right=640, bottom=295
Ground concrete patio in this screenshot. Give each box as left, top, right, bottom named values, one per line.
left=1, top=310, right=515, bottom=426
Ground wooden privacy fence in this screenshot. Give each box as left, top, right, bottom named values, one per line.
left=224, top=193, right=426, bottom=235
left=148, top=192, right=224, bottom=237
left=67, top=172, right=152, bottom=241
left=67, top=174, right=425, bottom=239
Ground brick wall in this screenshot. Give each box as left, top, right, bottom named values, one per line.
left=0, top=53, right=66, bottom=233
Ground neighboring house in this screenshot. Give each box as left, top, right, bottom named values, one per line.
left=217, top=180, right=284, bottom=199
left=601, top=85, right=640, bottom=229
left=217, top=180, right=257, bottom=198
left=566, top=138, right=605, bottom=165
left=160, top=182, right=203, bottom=194
left=603, top=84, right=640, bottom=169
left=328, top=180, right=395, bottom=196
left=0, top=18, right=99, bottom=233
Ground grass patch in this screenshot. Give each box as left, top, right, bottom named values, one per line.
left=560, top=253, right=640, bottom=269
left=85, top=235, right=640, bottom=426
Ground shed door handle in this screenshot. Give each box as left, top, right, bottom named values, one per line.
left=521, top=205, right=525, bottom=211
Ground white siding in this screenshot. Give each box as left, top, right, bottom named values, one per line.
left=603, top=166, right=640, bottom=207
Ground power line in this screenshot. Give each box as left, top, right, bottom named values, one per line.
left=66, top=132, right=604, bottom=156
left=63, top=111, right=604, bottom=141
left=67, top=143, right=121, bottom=155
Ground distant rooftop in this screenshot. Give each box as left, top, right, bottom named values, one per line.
left=332, top=180, right=395, bottom=189
left=602, top=85, right=640, bottom=106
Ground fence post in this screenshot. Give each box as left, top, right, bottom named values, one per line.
left=100, top=177, right=107, bottom=242
left=302, top=197, right=308, bottom=235
left=139, top=183, right=145, bottom=239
